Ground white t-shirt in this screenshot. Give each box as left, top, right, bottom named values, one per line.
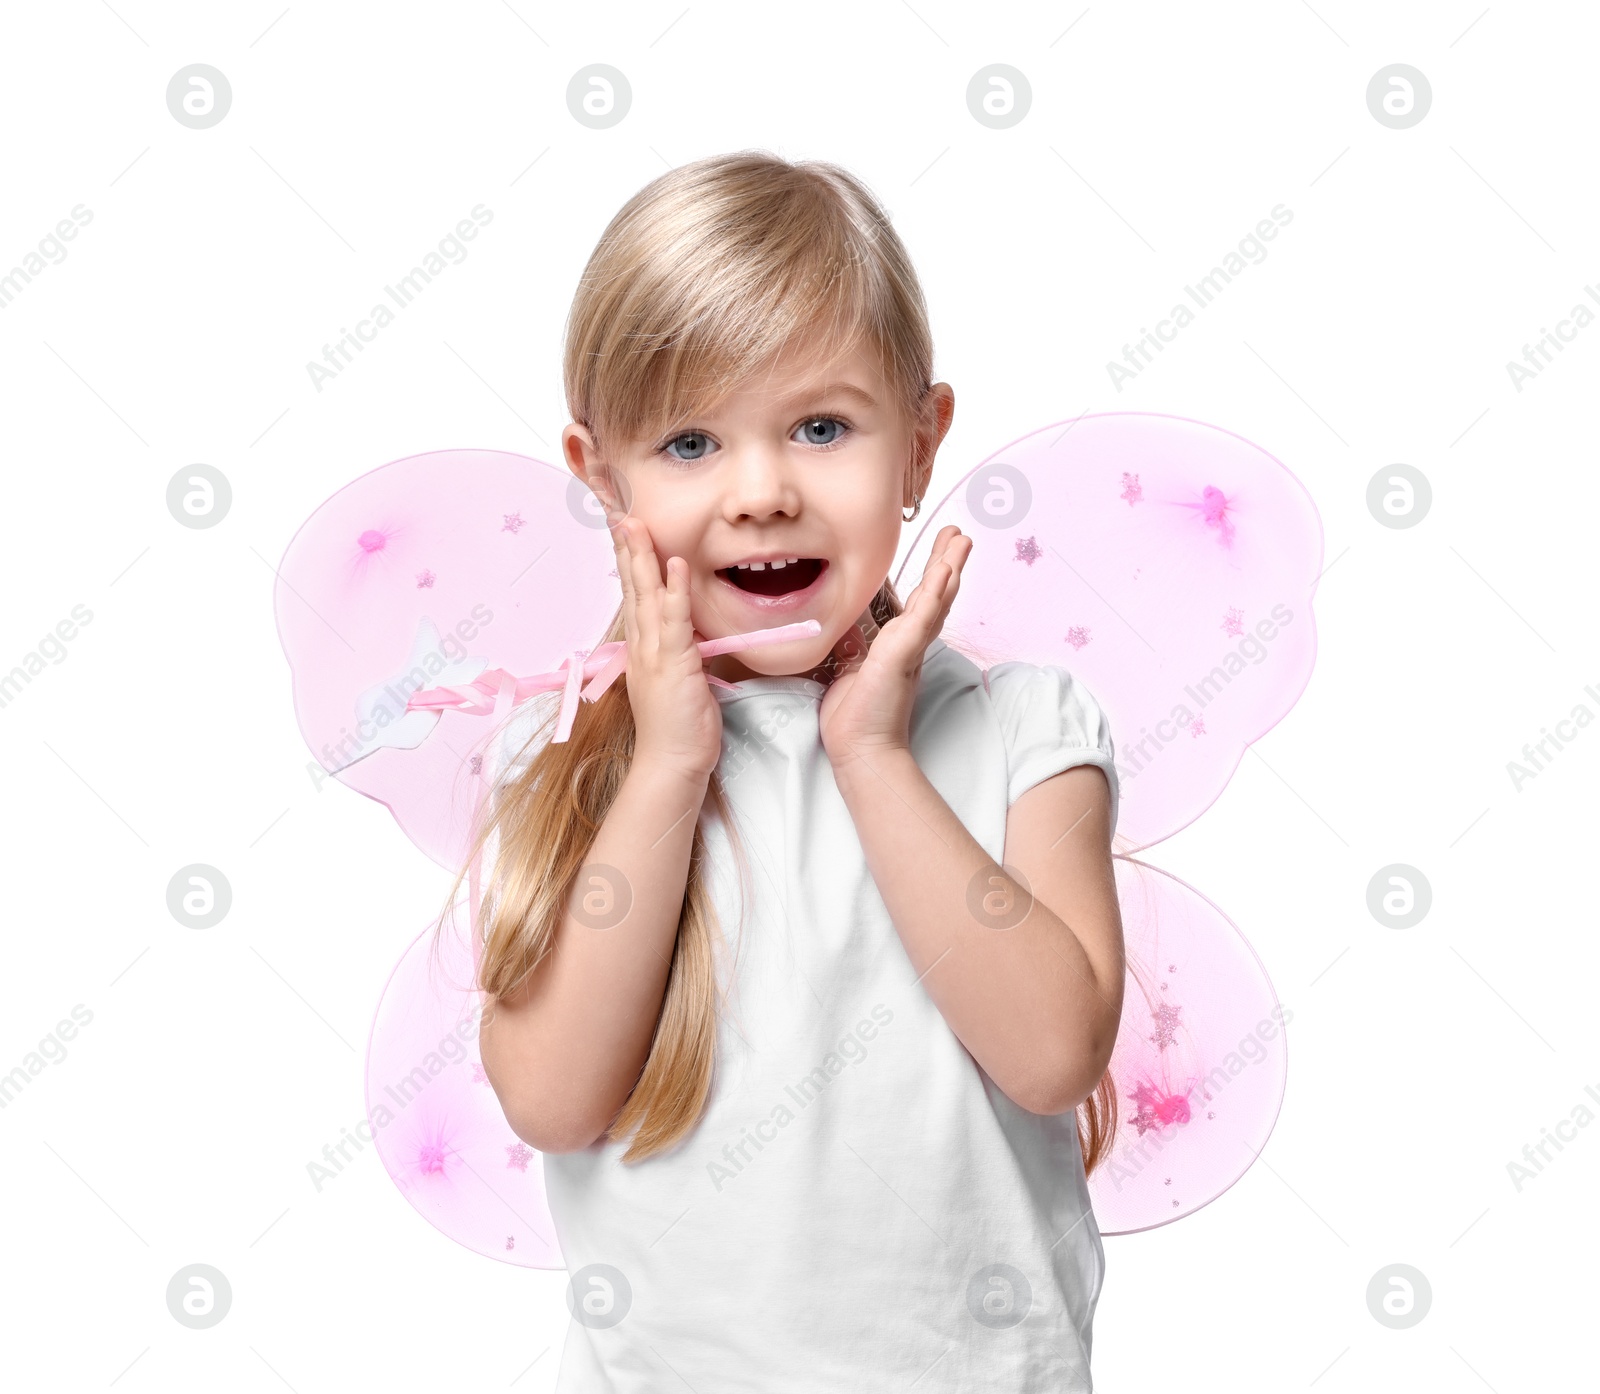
left=493, top=635, right=1120, bottom=1392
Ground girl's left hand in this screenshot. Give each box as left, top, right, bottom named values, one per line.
left=818, top=525, right=972, bottom=775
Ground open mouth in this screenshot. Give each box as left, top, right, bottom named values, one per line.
left=716, top=557, right=826, bottom=598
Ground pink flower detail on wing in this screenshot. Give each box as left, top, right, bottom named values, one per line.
left=1129, top=1081, right=1192, bottom=1136
left=351, top=526, right=402, bottom=575
left=1221, top=606, right=1244, bottom=638
left=505, top=1142, right=534, bottom=1173
left=1120, top=472, right=1143, bottom=506
left=502, top=512, right=526, bottom=534
left=1150, top=1002, right=1182, bottom=1051
left=1065, top=625, right=1091, bottom=650
left=415, top=1131, right=451, bottom=1176
left=416, top=569, right=436, bottom=588
left=1014, top=536, right=1042, bottom=566
left=1199, top=485, right=1235, bottom=548
left=1189, top=715, right=1207, bottom=738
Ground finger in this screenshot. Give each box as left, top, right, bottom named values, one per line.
left=930, top=535, right=971, bottom=630
left=628, top=519, right=666, bottom=640
left=901, top=526, right=961, bottom=610
left=922, top=531, right=969, bottom=604
left=610, top=514, right=640, bottom=649
left=924, top=524, right=960, bottom=574
left=903, top=548, right=962, bottom=643
left=661, top=555, right=697, bottom=657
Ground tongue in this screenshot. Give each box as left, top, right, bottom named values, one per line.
left=730, top=559, right=821, bottom=596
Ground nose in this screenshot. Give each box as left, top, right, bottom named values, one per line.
left=720, top=439, right=800, bottom=523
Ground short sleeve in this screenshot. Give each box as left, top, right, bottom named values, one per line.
left=984, top=661, right=1120, bottom=832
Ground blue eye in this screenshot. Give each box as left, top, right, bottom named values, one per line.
left=663, top=432, right=714, bottom=462
left=795, top=417, right=847, bottom=446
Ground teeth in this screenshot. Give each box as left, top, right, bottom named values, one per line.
left=728, top=556, right=807, bottom=572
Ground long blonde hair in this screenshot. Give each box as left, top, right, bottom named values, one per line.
left=464, top=150, right=1118, bottom=1168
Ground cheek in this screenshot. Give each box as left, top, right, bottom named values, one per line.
left=625, top=487, right=699, bottom=564
left=820, top=455, right=902, bottom=530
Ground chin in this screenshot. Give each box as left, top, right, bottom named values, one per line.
left=749, top=638, right=833, bottom=678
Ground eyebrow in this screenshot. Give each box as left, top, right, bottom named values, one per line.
left=780, top=381, right=878, bottom=410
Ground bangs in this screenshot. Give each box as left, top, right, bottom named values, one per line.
left=566, top=152, right=929, bottom=456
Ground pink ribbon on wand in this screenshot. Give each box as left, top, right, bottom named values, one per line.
left=405, top=618, right=823, bottom=743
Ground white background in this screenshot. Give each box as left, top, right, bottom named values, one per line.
left=2, top=1, right=1595, bottom=1389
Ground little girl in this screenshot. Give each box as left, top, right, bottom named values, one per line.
left=475, top=150, right=1124, bottom=1392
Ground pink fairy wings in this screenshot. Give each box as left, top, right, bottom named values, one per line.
left=274, top=449, right=823, bottom=870
left=898, top=411, right=1318, bottom=1232
left=274, top=415, right=1321, bottom=1258
left=899, top=411, right=1321, bottom=854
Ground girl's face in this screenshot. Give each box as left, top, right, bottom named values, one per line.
left=562, top=338, right=955, bottom=681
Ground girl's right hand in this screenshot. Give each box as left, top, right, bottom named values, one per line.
left=608, top=508, right=723, bottom=783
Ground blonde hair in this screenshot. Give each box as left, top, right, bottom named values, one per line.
left=465, top=150, right=1117, bottom=1168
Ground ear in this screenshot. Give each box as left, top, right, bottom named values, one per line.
left=562, top=423, right=629, bottom=514
left=907, top=382, right=956, bottom=504
left=561, top=422, right=599, bottom=481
